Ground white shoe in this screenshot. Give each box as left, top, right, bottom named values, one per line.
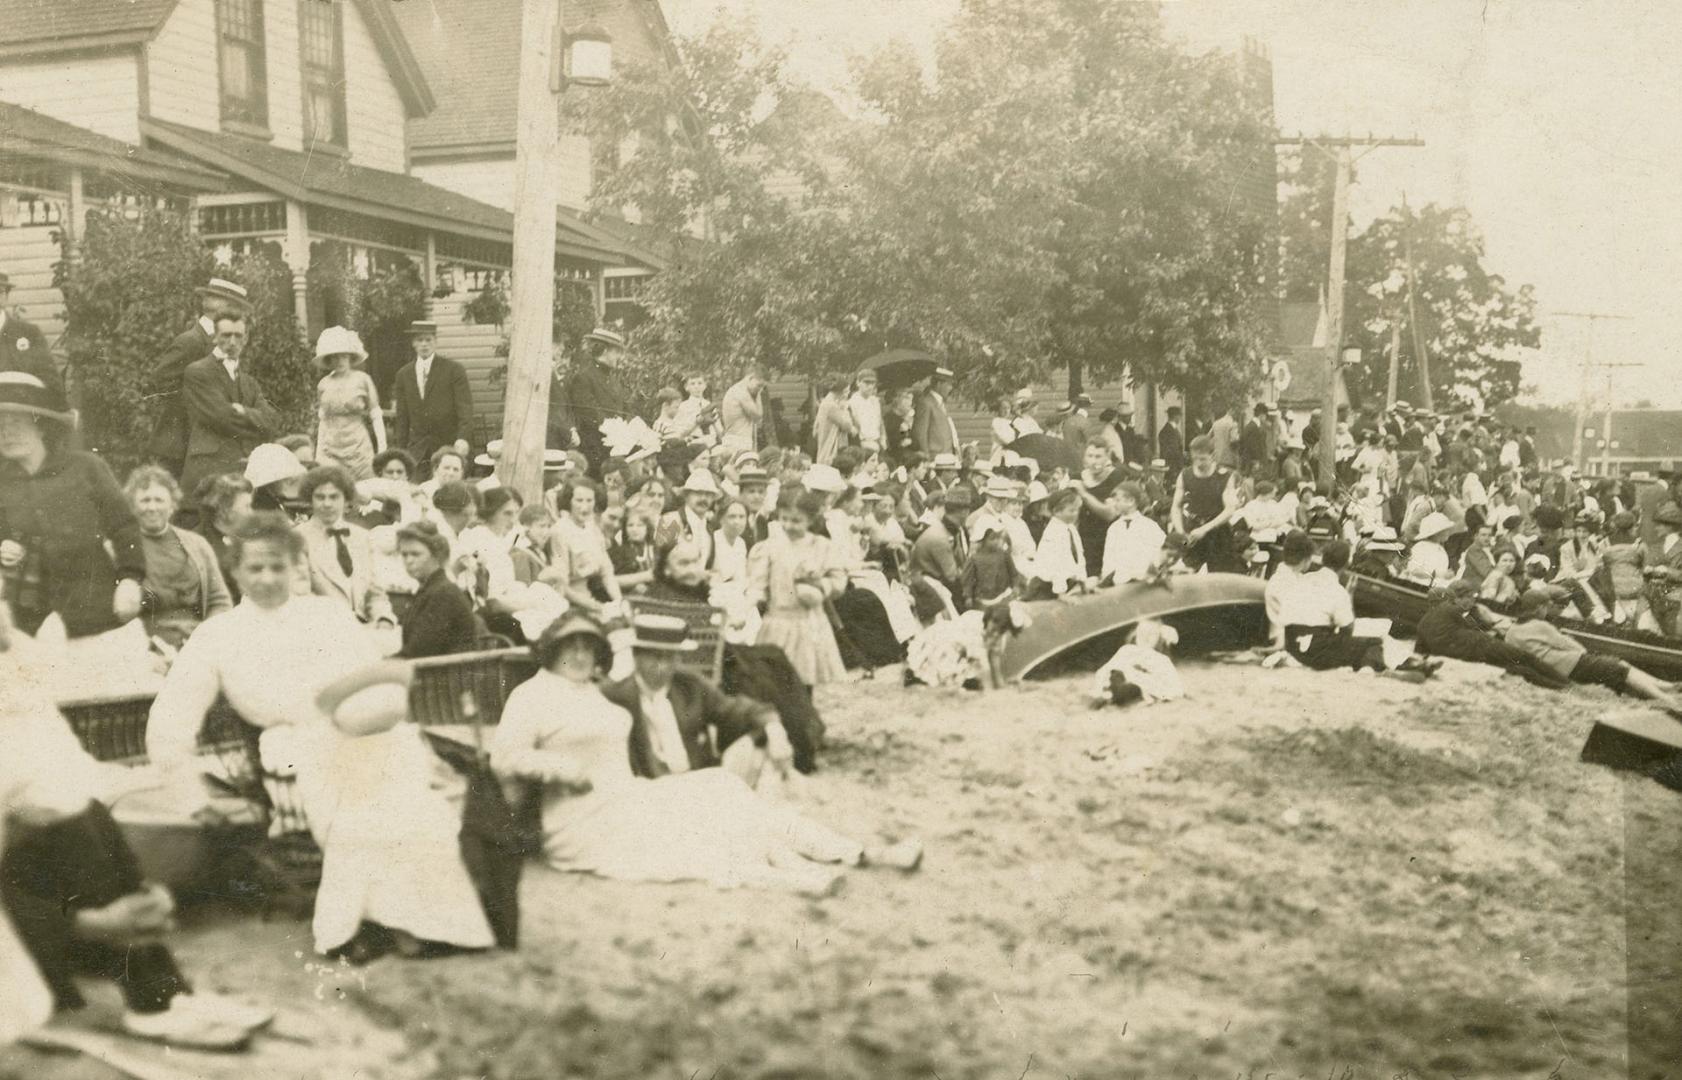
left=122, top=1003, right=250, bottom=1051
left=172, top=991, right=274, bottom=1031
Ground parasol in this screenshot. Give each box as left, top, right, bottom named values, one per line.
left=1009, top=433, right=1083, bottom=475
left=861, top=348, right=937, bottom=393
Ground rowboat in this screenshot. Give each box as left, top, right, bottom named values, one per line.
left=996, top=573, right=1269, bottom=683
left=1348, top=572, right=1682, bottom=681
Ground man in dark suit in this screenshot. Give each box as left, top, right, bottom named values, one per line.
left=909, top=485, right=973, bottom=609
left=390, top=320, right=472, bottom=479
left=179, top=312, right=280, bottom=495
left=737, top=465, right=773, bottom=548
left=0, top=271, right=57, bottom=394
left=603, top=615, right=793, bottom=785
left=562, top=327, right=629, bottom=475
left=912, top=367, right=959, bottom=456
left=144, top=278, right=251, bottom=478
left=1158, top=405, right=1186, bottom=476
left=1240, top=402, right=1270, bottom=476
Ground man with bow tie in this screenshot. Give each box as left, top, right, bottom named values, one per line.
left=179, top=312, right=279, bottom=495
left=390, top=320, right=472, bottom=479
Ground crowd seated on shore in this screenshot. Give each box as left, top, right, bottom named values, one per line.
left=13, top=331, right=1682, bottom=1053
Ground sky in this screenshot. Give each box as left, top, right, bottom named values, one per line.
left=662, top=0, right=1682, bottom=406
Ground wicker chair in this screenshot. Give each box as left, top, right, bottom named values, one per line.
left=624, top=596, right=727, bottom=682
left=409, top=634, right=532, bottom=729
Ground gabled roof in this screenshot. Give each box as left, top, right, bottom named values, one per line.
left=0, top=0, right=176, bottom=56
left=394, top=0, right=673, bottom=155
left=141, top=118, right=630, bottom=265
left=0, top=102, right=224, bottom=189
left=0, top=0, right=432, bottom=115
left=1278, top=301, right=1324, bottom=350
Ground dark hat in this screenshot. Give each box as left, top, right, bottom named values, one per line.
left=943, top=484, right=976, bottom=510
left=0, top=271, right=11, bottom=290
left=1516, top=586, right=1568, bottom=616
left=736, top=465, right=770, bottom=487
left=1072, top=393, right=1092, bottom=407
left=1443, top=578, right=1481, bottom=600
left=1656, top=502, right=1682, bottom=527
left=194, top=277, right=252, bottom=310
left=532, top=612, right=613, bottom=671
left=0, top=371, right=74, bottom=425
left=628, top=613, right=699, bottom=653
left=1533, top=505, right=1565, bottom=530
left=406, top=320, right=439, bottom=336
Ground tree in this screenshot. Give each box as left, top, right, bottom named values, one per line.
left=1278, top=161, right=1540, bottom=411
left=572, top=2, right=1277, bottom=408
left=55, top=209, right=314, bottom=474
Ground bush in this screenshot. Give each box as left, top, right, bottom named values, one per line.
left=55, top=209, right=314, bottom=473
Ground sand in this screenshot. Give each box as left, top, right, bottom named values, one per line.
left=1, top=658, right=1648, bottom=1080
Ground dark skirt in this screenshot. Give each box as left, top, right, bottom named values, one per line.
left=829, top=585, right=905, bottom=669
left=722, top=643, right=826, bottom=773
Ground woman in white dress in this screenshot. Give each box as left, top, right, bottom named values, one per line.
left=492, top=614, right=905, bottom=895
left=146, top=512, right=494, bottom=961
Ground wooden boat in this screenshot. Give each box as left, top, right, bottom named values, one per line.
left=1349, top=572, right=1682, bottom=681
left=996, top=572, right=1268, bottom=683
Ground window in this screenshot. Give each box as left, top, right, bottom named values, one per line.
left=216, top=0, right=268, bottom=127
left=298, top=0, right=347, bottom=148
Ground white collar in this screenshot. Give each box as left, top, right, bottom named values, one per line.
left=197, top=315, right=215, bottom=336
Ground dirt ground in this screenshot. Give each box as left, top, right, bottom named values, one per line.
left=2, top=656, right=1655, bottom=1080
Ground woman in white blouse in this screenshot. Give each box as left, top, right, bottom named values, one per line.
left=546, top=478, right=622, bottom=615
left=146, top=513, right=493, bottom=961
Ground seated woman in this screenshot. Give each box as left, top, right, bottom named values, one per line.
left=191, top=473, right=253, bottom=601
left=352, top=449, right=425, bottom=529
left=145, top=513, right=494, bottom=962
left=547, top=478, right=623, bottom=616
left=243, top=443, right=309, bottom=522
left=491, top=614, right=913, bottom=894
left=1401, top=512, right=1457, bottom=587
left=125, top=465, right=233, bottom=652
left=609, top=511, right=659, bottom=596
left=394, top=520, right=483, bottom=659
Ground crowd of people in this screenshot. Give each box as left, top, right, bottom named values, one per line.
left=5, top=271, right=1682, bottom=1052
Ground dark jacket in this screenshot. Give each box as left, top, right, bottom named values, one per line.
left=390, top=355, right=474, bottom=470
left=0, top=449, right=144, bottom=637
left=563, top=358, right=627, bottom=458
left=398, top=569, right=482, bottom=658
left=143, top=321, right=213, bottom=474
left=179, top=354, right=280, bottom=494
left=0, top=311, right=57, bottom=394
left=603, top=670, right=772, bottom=778
left=1158, top=422, right=1185, bottom=475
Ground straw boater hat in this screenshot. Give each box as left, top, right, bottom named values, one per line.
left=405, top=320, right=438, bottom=337
left=984, top=475, right=1020, bottom=500
left=314, top=325, right=368, bottom=365
left=193, top=277, right=252, bottom=311
left=1416, top=512, right=1457, bottom=542
left=315, top=660, right=413, bottom=738
left=736, top=464, right=769, bottom=488
left=679, top=469, right=722, bottom=497
left=584, top=327, right=627, bottom=350
left=931, top=452, right=961, bottom=471
left=0, top=372, right=75, bottom=426
left=628, top=613, right=698, bottom=653
left=244, top=443, right=306, bottom=489
left=801, top=464, right=846, bottom=494
left=1364, top=526, right=1405, bottom=552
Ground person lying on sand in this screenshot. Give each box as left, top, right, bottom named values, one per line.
left=1502, top=587, right=1682, bottom=716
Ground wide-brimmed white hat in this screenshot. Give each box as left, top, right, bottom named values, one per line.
left=801, top=464, right=847, bottom=494
left=1416, top=512, right=1456, bottom=541
left=316, top=660, right=413, bottom=738
left=679, top=469, right=722, bottom=497
left=244, top=443, right=305, bottom=489
left=931, top=452, right=961, bottom=470
left=314, top=325, right=367, bottom=363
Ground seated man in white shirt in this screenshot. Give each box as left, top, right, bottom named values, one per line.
left=1100, top=481, right=1166, bottom=584
left=1234, top=480, right=1296, bottom=545
left=1030, top=488, right=1097, bottom=598
left=1269, top=531, right=1434, bottom=679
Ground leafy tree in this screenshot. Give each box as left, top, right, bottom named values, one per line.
left=572, top=2, right=1276, bottom=408
left=1278, top=161, right=1540, bottom=411
left=54, top=209, right=313, bottom=474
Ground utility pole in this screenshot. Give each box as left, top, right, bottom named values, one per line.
left=1549, top=311, right=1634, bottom=473
left=1274, top=133, right=1424, bottom=482
left=499, top=0, right=562, bottom=502
left=1400, top=193, right=1432, bottom=412
left=1385, top=316, right=1402, bottom=411
left=1599, top=364, right=1643, bottom=476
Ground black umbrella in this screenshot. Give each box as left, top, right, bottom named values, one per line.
left=861, top=349, right=938, bottom=394
left=1009, top=433, right=1083, bottom=474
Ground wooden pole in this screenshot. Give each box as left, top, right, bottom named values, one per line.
left=1385, top=316, right=1401, bottom=411
left=498, top=0, right=561, bottom=503
left=1400, top=201, right=1431, bottom=412
left=1319, top=146, right=1352, bottom=484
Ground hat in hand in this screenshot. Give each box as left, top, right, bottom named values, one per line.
left=316, top=660, right=414, bottom=737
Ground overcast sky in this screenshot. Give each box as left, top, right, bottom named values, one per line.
left=663, top=1, right=1682, bottom=406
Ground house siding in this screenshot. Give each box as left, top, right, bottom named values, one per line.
left=0, top=53, right=140, bottom=143
left=146, top=0, right=219, bottom=132
left=341, top=0, right=407, bottom=172
left=0, top=225, right=67, bottom=361
left=429, top=292, right=509, bottom=441
left=411, top=157, right=516, bottom=212
left=149, top=0, right=406, bottom=172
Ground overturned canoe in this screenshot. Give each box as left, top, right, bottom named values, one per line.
left=1349, top=572, right=1682, bottom=681
left=996, top=573, right=1268, bottom=683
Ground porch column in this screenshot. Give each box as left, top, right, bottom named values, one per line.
left=283, top=200, right=310, bottom=330
left=64, top=167, right=84, bottom=264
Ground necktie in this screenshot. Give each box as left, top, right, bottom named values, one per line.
left=417, top=361, right=429, bottom=399
left=329, top=526, right=354, bottom=577
left=1069, top=525, right=1081, bottom=569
